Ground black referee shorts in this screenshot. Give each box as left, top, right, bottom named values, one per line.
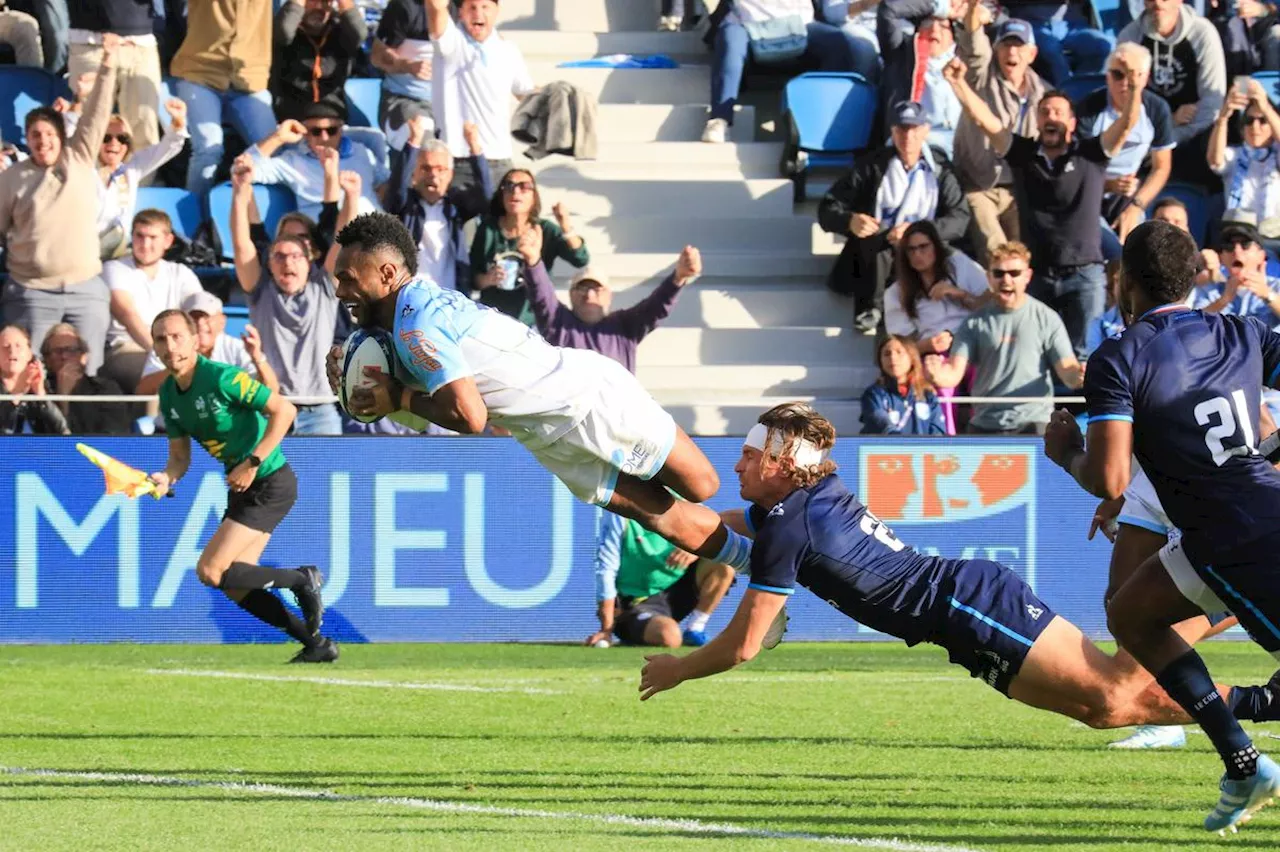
left=224, top=464, right=298, bottom=534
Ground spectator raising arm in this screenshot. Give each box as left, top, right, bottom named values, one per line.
left=107, top=288, right=154, bottom=352
left=1208, top=79, right=1280, bottom=172
left=240, top=325, right=280, bottom=394
left=333, top=170, right=364, bottom=275
left=519, top=225, right=571, bottom=332
left=231, top=156, right=262, bottom=294
left=68, top=34, right=120, bottom=168
left=615, top=246, right=700, bottom=339
left=426, top=0, right=451, bottom=40
left=1098, top=56, right=1143, bottom=161
left=251, top=120, right=307, bottom=170
left=943, top=57, right=1012, bottom=155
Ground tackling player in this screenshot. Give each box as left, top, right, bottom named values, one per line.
left=326, top=213, right=754, bottom=575
left=638, top=404, right=1280, bottom=753
left=1046, top=220, right=1280, bottom=832
left=149, top=310, right=336, bottom=663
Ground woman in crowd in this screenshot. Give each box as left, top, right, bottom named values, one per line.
left=882, top=221, right=986, bottom=433
left=1209, top=77, right=1280, bottom=253
left=470, top=168, right=589, bottom=322
left=860, top=334, right=946, bottom=435
left=96, top=98, right=190, bottom=259
left=0, top=325, right=68, bottom=435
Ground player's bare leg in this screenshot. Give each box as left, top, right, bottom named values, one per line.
left=641, top=615, right=684, bottom=648
left=607, top=475, right=751, bottom=571
left=652, top=427, right=720, bottom=503
left=695, top=560, right=735, bottom=615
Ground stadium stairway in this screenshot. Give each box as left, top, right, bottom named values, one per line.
left=500, top=0, right=877, bottom=436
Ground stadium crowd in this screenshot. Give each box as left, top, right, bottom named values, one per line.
left=1, top=0, right=1279, bottom=446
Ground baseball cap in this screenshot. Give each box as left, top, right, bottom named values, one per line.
left=183, top=291, right=225, bottom=316
left=569, top=268, right=610, bottom=291
left=1220, top=220, right=1264, bottom=248
left=890, top=101, right=929, bottom=128
left=995, top=19, right=1035, bottom=46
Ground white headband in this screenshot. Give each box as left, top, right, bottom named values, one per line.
left=744, top=423, right=829, bottom=468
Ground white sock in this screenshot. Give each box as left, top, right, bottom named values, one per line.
left=687, top=609, right=711, bottom=633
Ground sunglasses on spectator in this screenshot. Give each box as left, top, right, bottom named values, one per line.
left=991, top=268, right=1026, bottom=278
left=308, top=125, right=342, bottom=137
left=103, top=133, right=130, bottom=145
left=1221, top=238, right=1260, bottom=250
left=1106, top=68, right=1128, bottom=81
left=1244, top=115, right=1268, bottom=126
left=501, top=180, right=535, bottom=194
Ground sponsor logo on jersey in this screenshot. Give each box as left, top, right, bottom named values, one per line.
left=1026, top=604, right=1043, bottom=620
left=401, top=303, right=416, bottom=318
left=230, top=371, right=260, bottom=403
left=194, top=397, right=207, bottom=418
left=399, top=329, right=442, bottom=371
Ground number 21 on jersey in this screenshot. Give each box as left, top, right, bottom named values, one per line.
left=1196, top=389, right=1257, bottom=466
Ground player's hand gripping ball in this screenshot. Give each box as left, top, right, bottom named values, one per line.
left=338, top=329, right=398, bottom=423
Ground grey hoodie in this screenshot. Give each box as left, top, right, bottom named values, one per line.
left=1118, top=5, right=1225, bottom=145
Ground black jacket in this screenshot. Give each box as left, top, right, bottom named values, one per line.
left=272, top=5, right=368, bottom=122
left=0, top=397, right=68, bottom=435
left=64, top=375, right=132, bottom=435
left=817, top=144, right=971, bottom=250
left=68, top=0, right=154, bottom=36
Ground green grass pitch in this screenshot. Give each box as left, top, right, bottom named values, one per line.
left=3, top=641, right=1280, bottom=851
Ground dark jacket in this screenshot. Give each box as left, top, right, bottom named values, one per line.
left=271, top=4, right=368, bottom=122
left=63, top=375, right=132, bottom=435
left=817, top=144, right=971, bottom=249
left=877, top=0, right=940, bottom=111
left=385, top=143, right=491, bottom=295
left=68, top=0, right=154, bottom=37
left=524, top=260, right=681, bottom=374
left=0, top=395, right=68, bottom=435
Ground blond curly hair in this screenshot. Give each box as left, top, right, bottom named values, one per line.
left=755, top=402, right=838, bottom=488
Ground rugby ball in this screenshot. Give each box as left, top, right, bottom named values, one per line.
left=338, top=329, right=397, bottom=424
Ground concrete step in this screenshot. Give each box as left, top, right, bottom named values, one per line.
left=527, top=157, right=778, bottom=182
left=532, top=175, right=795, bottom=218
left=499, top=0, right=679, bottom=33
left=637, top=363, right=863, bottom=397
left=573, top=215, right=815, bottom=254
left=529, top=65, right=708, bottom=105
left=595, top=104, right=753, bottom=143
left=655, top=397, right=865, bottom=437
left=637, top=326, right=861, bottom=366
left=609, top=284, right=854, bottom=328
left=578, top=251, right=834, bottom=283
left=580, top=141, right=782, bottom=169
left=504, top=30, right=707, bottom=61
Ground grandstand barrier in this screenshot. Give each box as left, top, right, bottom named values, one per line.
left=0, top=434, right=1223, bottom=646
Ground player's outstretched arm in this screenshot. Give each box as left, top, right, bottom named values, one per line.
left=638, top=588, right=786, bottom=701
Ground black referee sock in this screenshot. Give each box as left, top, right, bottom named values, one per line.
left=236, top=590, right=318, bottom=647
left=219, top=562, right=307, bottom=591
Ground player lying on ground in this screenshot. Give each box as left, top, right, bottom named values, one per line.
left=638, top=403, right=1280, bottom=734
left=324, top=212, right=753, bottom=574
left=1045, top=220, right=1280, bottom=832
left=148, top=310, right=336, bottom=663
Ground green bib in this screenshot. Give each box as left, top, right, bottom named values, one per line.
left=616, top=519, right=686, bottom=600
left=159, top=355, right=285, bottom=476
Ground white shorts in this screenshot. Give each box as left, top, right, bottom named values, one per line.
left=1118, top=467, right=1176, bottom=539
left=1158, top=537, right=1230, bottom=616
left=527, top=364, right=678, bottom=506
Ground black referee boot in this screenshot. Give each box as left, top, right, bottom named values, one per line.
left=293, top=566, right=325, bottom=636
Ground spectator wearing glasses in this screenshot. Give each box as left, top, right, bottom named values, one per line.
left=470, top=168, right=589, bottom=321
left=170, top=0, right=279, bottom=195
left=249, top=108, right=390, bottom=220
left=94, top=97, right=189, bottom=259
left=818, top=100, right=971, bottom=335
left=0, top=324, right=68, bottom=435
left=954, top=13, right=1046, bottom=264
left=1209, top=77, right=1280, bottom=251
left=385, top=116, right=489, bottom=294
left=1194, top=220, right=1280, bottom=320
left=924, top=241, right=1084, bottom=435
left=40, top=322, right=131, bottom=434
left=272, top=0, right=368, bottom=124
left=945, top=53, right=1142, bottom=358
left=861, top=334, right=947, bottom=435
left=426, top=0, right=535, bottom=189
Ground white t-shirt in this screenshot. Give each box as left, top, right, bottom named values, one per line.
left=432, top=17, right=535, bottom=160
left=104, top=257, right=203, bottom=347
left=141, top=332, right=255, bottom=378
left=884, top=252, right=989, bottom=341
left=1216, top=143, right=1280, bottom=224
left=416, top=199, right=456, bottom=290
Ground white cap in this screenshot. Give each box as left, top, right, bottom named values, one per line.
left=183, top=291, right=224, bottom=316
left=569, top=268, right=610, bottom=291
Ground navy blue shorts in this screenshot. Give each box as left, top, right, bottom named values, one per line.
left=1169, top=535, right=1280, bottom=659
left=936, top=559, right=1057, bottom=695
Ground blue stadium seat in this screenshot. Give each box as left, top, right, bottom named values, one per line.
left=0, top=66, right=71, bottom=150
left=223, top=305, right=250, bottom=338
left=1090, top=0, right=1124, bottom=34
left=206, top=182, right=299, bottom=260
left=779, top=72, right=878, bottom=202
left=1061, top=73, right=1106, bottom=105
left=135, top=187, right=203, bottom=239
left=345, top=77, right=382, bottom=129
left=1150, top=182, right=1210, bottom=246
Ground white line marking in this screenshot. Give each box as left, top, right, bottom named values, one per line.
left=143, top=669, right=562, bottom=695
left=0, top=766, right=986, bottom=852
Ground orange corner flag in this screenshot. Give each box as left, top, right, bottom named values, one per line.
left=75, top=443, right=162, bottom=499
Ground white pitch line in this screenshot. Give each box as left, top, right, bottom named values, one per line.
left=0, top=766, right=987, bottom=852
left=143, top=668, right=562, bottom=695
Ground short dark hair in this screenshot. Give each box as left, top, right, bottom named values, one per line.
left=24, top=107, right=66, bottom=147
left=336, top=212, right=419, bottom=276
left=151, top=309, right=197, bottom=336
left=1121, top=220, right=1199, bottom=305
left=1038, top=90, right=1075, bottom=115
left=1151, top=196, right=1187, bottom=216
